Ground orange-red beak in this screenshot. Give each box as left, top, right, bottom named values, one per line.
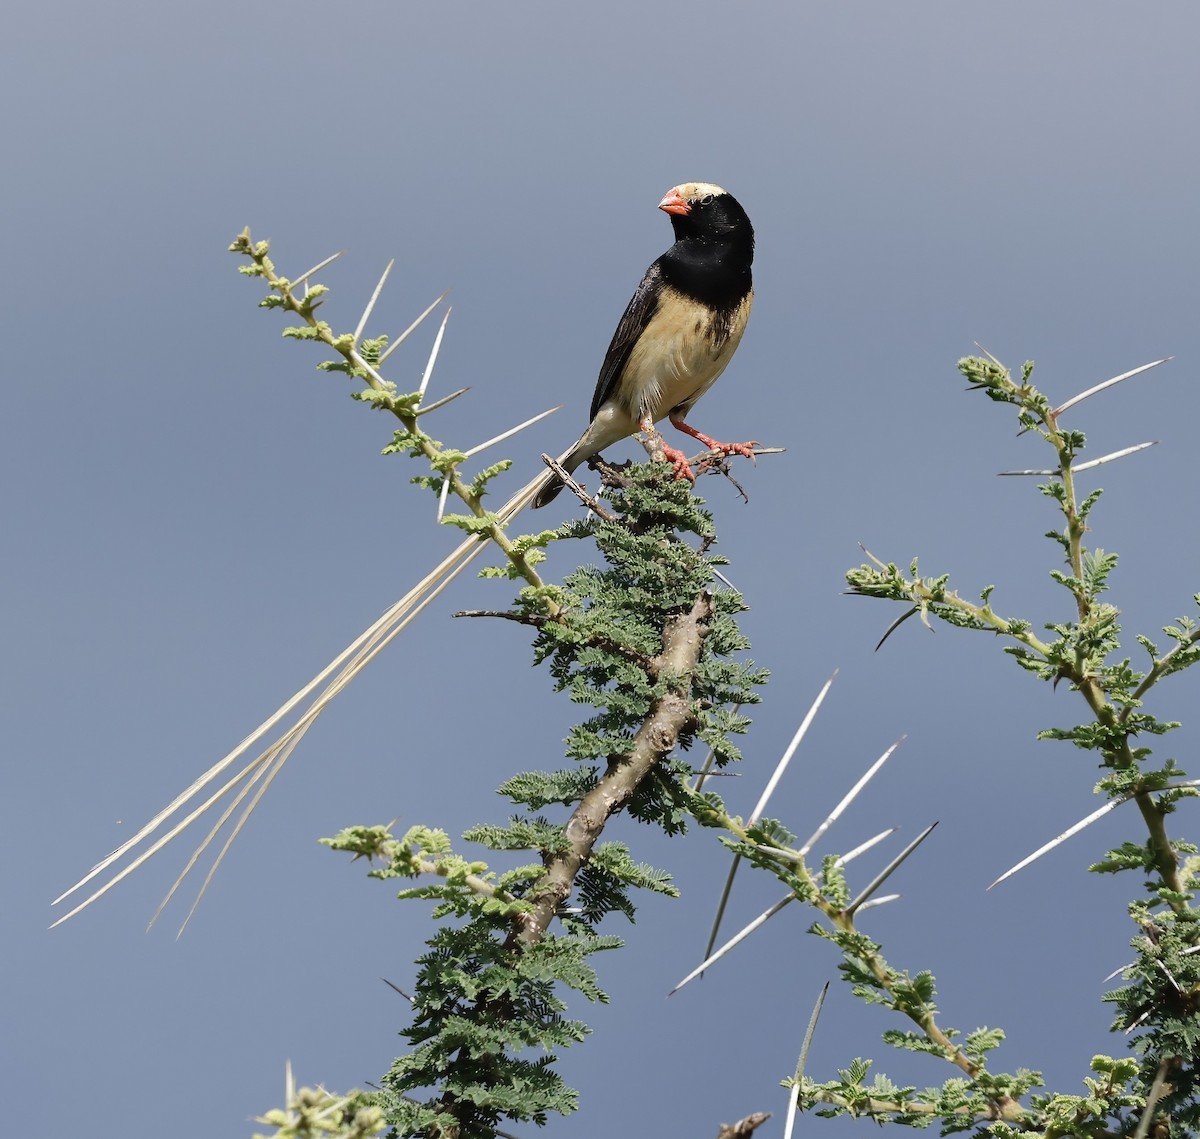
left=658, top=187, right=690, bottom=216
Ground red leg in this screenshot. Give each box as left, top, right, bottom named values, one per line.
left=669, top=416, right=759, bottom=462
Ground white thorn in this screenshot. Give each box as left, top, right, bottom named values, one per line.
left=854, top=893, right=901, bottom=911
left=845, top=822, right=936, bottom=914
left=292, top=249, right=345, bottom=287
left=798, top=738, right=902, bottom=857
left=749, top=672, right=837, bottom=825
left=784, top=982, right=830, bottom=1139
left=463, top=405, right=562, bottom=460
left=416, top=387, right=471, bottom=417
left=989, top=795, right=1130, bottom=889
left=832, top=827, right=898, bottom=868
left=353, top=259, right=394, bottom=343
left=379, top=291, right=449, bottom=365
left=1071, top=441, right=1158, bottom=473
left=670, top=893, right=794, bottom=996
left=417, top=307, right=452, bottom=398
left=1053, top=356, right=1173, bottom=417
left=998, top=440, right=1157, bottom=478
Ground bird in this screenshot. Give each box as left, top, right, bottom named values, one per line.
left=532, top=181, right=756, bottom=509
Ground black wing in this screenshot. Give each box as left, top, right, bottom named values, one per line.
left=588, top=260, right=664, bottom=421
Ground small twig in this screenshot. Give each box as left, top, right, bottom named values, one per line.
left=587, top=454, right=636, bottom=496
left=695, top=446, right=785, bottom=503
left=716, top=1113, right=772, bottom=1139
left=694, top=452, right=751, bottom=502
left=540, top=453, right=617, bottom=520
left=719, top=462, right=750, bottom=503
left=698, top=445, right=785, bottom=464
left=454, top=609, right=653, bottom=671
left=454, top=609, right=543, bottom=626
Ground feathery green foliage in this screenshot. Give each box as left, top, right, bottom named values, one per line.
left=232, top=235, right=1197, bottom=1139
left=321, top=466, right=767, bottom=1137
left=844, top=355, right=1200, bottom=1134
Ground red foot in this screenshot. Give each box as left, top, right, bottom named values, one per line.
left=638, top=417, right=699, bottom=482
left=660, top=441, right=697, bottom=482
left=670, top=418, right=759, bottom=463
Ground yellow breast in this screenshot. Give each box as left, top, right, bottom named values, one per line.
left=621, top=285, right=753, bottom=422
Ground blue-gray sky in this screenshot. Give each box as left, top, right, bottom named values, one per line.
left=6, top=3, right=1200, bottom=1136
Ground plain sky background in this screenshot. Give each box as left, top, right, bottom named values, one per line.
left=6, top=3, right=1200, bottom=1136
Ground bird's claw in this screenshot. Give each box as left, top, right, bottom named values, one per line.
left=718, top=440, right=759, bottom=463
left=661, top=443, right=697, bottom=482
left=693, top=440, right=759, bottom=475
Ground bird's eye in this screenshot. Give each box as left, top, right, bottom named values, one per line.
left=699, top=194, right=713, bottom=205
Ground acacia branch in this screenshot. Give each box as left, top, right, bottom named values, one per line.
left=509, top=591, right=715, bottom=947
left=803, top=1090, right=1029, bottom=1126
